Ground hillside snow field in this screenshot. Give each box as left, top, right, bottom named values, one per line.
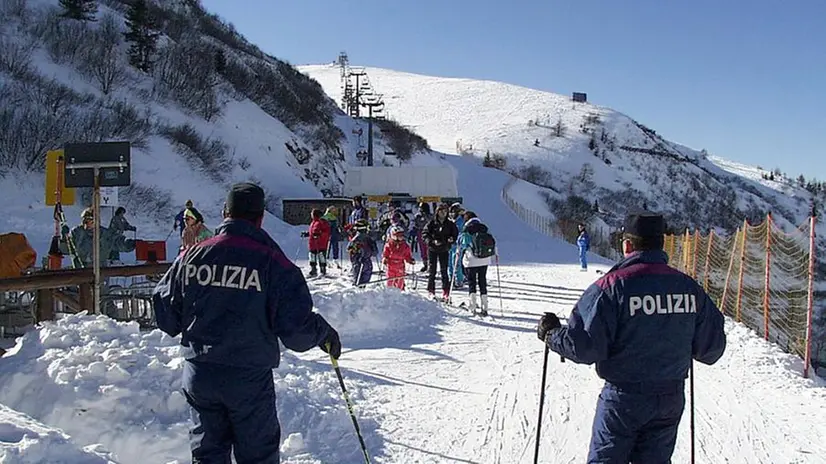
left=0, top=154, right=824, bottom=463
left=300, top=64, right=824, bottom=239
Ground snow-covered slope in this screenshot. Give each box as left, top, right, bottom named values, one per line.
left=300, top=64, right=824, bottom=238
left=2, top=145, right=825, bottom=463
left=0, top=1, right=434, bottom=260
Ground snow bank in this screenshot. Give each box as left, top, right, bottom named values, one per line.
left=0, top=283, right=448, bottom=463
left=312, top=285, right=447, bottom=350
left=0, top=403, right=116, bottom=463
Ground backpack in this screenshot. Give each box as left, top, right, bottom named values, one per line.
left=470, top=227, right=496, bottom=259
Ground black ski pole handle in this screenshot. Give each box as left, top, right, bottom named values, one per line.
left=543, top=312, right=565, bottom=363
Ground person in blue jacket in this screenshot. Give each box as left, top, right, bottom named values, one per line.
left=152, top=183, right=341, bottom=464
left=576, top=223, right=590, bottom=271
left=537, top=211, right=726, bottom=464
left=448, top=202, right=466, bottom=288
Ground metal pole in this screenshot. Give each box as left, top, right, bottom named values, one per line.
left=367, top=105, right=373, bottom=166
left=93, top=167, right=101, bottom=315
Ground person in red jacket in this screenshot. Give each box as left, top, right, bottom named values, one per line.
left=306, top=209, right=331, bottom=277
left=382, top=225, right=414, bottom=290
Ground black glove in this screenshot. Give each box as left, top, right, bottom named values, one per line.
left=447, top=237, right=455, bottom=244
left=60, top=225, right=70, bottom=236
left=320, top=328, right=342, bottom=360
left=537, top=313, right=561, bottom=342
left=300, top=231, right=310, bottom=238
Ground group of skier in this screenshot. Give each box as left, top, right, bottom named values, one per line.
left=299, top=195, right=499, bottom=316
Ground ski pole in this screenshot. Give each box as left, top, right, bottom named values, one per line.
left=495, top=255, right=504, bottom=317
left=690, top=359, right=695, bottom=464
left=328, top=348, right=371, bottom=464
left=534, top=331, right=551, bottom=464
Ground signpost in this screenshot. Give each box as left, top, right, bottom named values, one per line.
left=64, top=142, right=131, bottom=315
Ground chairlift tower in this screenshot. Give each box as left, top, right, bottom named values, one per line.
left=363, top=95, right=385, bottom=166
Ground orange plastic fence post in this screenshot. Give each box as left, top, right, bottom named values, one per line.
left=763, top=212, right=772, bottom=341
left=691, top=229, right=700, bottom=279
left=735, top=219, right=748, bottom=323
left=703, top=229, right=714, bottom=292
left=804, top=214, right=817, bottom=378
left=720, top=228, right=739, bottom=314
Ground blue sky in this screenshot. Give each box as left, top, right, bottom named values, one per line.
left=201, top=0, right=825, bottom=181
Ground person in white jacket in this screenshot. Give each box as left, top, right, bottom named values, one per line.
left=458, top=211, right=497, bottom=316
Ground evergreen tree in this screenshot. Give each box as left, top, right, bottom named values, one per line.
left=123, top=0, right=159, bottom=73
left=483, top=150, right=492, bottom=167
left=59, top=0, right=97, bottom=21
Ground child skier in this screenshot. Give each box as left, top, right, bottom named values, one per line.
left=305, top=209, right=331, bottom=277
left=348, top=219, right=376, bottom=286
left=382, top=225, right=415, bottom=290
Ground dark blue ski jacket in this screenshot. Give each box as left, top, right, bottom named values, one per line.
left=152, top=219, right=334, bottom=369
left=548, top=250, right=726, bottom=385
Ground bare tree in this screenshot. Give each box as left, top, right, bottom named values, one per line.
left=0, top=36, right=34, bottom=78
left=80, top=14, right=126, bottom=95
left=154, top=35, right=223, bottom=120
left=553, top=117, right=566, bottom=137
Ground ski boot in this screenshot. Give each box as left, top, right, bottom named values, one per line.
left=320, top=263, right=327, bottom=276
left=480, top=294, right=489, bottom=317
left=308, top=263, right=318, bottom=277
left=468, top=293, right=478, bottom=314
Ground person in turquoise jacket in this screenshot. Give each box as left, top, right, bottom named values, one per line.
left=448, top=202, right=466, bottom=288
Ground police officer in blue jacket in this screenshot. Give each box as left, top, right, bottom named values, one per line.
left=153, top=182, right=341, bottom=464
left=537, top=211, right=726, bottom=463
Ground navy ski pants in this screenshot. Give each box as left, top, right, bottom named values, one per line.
left=579, top=246, right=588, bottom=270
left=587, top=382, right=685, bottom=463
left=351, top=259, right=372, bottom=286
left=182, top=361, right=280, bottom=464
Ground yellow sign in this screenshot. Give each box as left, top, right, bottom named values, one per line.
left=418, top=196, right=441, bottom=203
left=369, top=207, right=378, bottom=219
left=367, top=195, right=392, bottom=203
left=45, top=150, right=75, bottom=206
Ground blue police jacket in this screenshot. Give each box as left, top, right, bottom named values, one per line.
left=548, top=249, right=726, bottom=385
left=152, top=219, right=334, bottom=369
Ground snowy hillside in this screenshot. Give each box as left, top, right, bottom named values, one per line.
left=300, top=64, right=825, bottom=238
left=0, top=0, right=432, bottom=258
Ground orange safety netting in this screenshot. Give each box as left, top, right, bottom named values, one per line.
left=665, top=215, right=817, bottom=377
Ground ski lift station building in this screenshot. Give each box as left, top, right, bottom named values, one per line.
left=281, top=166, right=461, bottom=225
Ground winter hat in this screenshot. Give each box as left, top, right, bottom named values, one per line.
left=623, top=212, right=665, bottom=239
left=81, top=208, right=94, bottom=221
left=184, top=208, right=198, bottom=220
left=311, top=208, right=322, bottom=220
left=185, top=200, right=193, bottom=208
left=225, top=183, right=266, bottom=219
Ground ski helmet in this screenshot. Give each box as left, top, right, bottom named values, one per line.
left=390, top=225, right=405, bottom=239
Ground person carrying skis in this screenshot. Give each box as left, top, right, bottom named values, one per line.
left=181, top=209, right=213, bottom=251
left=382, top=225, right=414, bottom=290
left=458, top=211, right=497, bottom=316
left=536, top=211, right=726, bottom=463
left=348, top=196, right=368, bottom=225
left=411, top=202, right=431, bottom=272
left=152, top=182, right=341, bottom=464
left=577, top=223, right=590, bottom=271
left=303, top=209, right=331, bottom=277
left=174, top=200, right=203, bottom=237
left=347, top=219, right=376, bottom=286
left=322, top=206, right=342, bottom=263
left=108, top=206, right=137, bottom=261
left=448, top=202, right=466, bottom=288
left=422, top=203, right=458, bottom=300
